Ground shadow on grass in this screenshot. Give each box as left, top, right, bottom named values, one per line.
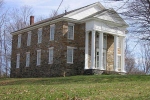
left=0, top=75, right=150, bottom=86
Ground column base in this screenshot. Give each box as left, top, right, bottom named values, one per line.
left=84, top=69, right=104, bottom=75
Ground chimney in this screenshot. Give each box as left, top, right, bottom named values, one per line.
left=30, top=16, right=34, bottom=25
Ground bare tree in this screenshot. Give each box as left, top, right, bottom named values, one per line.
left=122, top=0, right=150, bottom=40
left=139, top=42, right=150, bottom=74
left=7, top=5, right=33, bottom=32
left=125, top=38, right=136, bottom=74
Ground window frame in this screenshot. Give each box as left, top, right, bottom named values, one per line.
left=48, top=47, right=54, bottom=64
left=27, top=31, right=32, bottom=46
left=38, top=28, right=42, bottom=44
left=118, top=37, right=121, bottom=48
left=67, top=23, right=74, bottom=40
left=37, top=49, right=41, bottom=66
left=50, top=24, right=55, bottom=41
left=16, top=53, right=20, bottom=68
left=17, top=34, right=21, bottom=48
left=118, top=54, right=121, bottom=69
left=67, top=46, right=74, bottom=64
left=26, top=52, right=30, bottom=67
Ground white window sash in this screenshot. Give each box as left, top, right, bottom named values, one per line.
left=26, top=52, right=30, bottom=67
left=27, top=32, right=31, bottom=46
left=67, top=47, right=74, bottom=64
left=48, top=47, right=54, bottom=64
left=50, top=25, right=55, bottom=41
left=37, top=50, right=41, bottom=65
left=38, top=28, right=42, bottom=43
left=68, top=23, right=74, bottom=40
left=16, top=54, right=20, bottom=68
left=118, top=54, right=121, bottom=68
left=17, top=34, right=21, bottom=48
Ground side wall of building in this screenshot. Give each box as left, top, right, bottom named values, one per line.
left=10, top=21, right=85, bottom=78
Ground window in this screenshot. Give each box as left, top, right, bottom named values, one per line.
left=26, top=52, right=30, bottom=67
left=48, top=47, right=54, bottom=64
left=118, top=54, right=121, bottom=69
left=37, top=50, right=41, bottom=65
left=50, top=24, right=55, bottom=41
left=103, top=34, right=107, bottom=49
left=68, top=23, right=74, bottom=40
left=67, top=47, right=74, bottom=63
left=38, top=28, right=42, bottom=43
left=16, top=54, right=20, bottom=68
left=17, top=34, right=21, bottom=48
left=118, top=37, right=121, bottom=48
left=27, top=31, right=32, bottom=46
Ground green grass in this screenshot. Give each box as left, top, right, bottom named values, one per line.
left=0, top=75, right=150, bottom=100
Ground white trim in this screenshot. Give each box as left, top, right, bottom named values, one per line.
left=16, top=53, right=20, bottom=68
left=99, top=32, right=104, bottom=70
left=121, top=37, right=126, bottom=72
left=91, top=30, right=96, bottom=69
left=68, top=23, right=74, bottom=40
left=67, top=46, right=74, bottom=64
left=26, top=52, right=30, bottom=67
left=37, top=49, right=41, bottom=66
left=85, top=31, right=89, bottom=69
left=48, top=47, right=54, bottom=64
left=50, top=24, right=55, bottom=41
left=114, top=35, right=118, bottom=72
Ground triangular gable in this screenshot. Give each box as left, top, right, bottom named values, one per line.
left=94, top=9, right=127, bottom=25
left=64, top=2, right=105, bottom=20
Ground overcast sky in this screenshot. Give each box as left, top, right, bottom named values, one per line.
left=4, top=0, right=127, bottom=17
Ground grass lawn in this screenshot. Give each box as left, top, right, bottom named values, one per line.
left=0, top=75, right=150, bottom=100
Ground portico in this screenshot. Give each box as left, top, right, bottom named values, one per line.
left=84, top=19, right=126, bottom=73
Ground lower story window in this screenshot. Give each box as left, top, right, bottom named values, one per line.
left=16, top=54, right=20, bottom=68
left=48, top=47, right=54, bottom=64
left=67, top=47, right=74, bottom=64
left=118, top=54, right=121, bottom=69
left=37, top=50, right=41, bottom=66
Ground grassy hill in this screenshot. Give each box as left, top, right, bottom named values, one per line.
left=0, top=75, right=150, bottom=100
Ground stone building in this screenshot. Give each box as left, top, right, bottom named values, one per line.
left=10, top=2, right=128, bottom=77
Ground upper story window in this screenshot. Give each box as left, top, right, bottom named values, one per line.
left=103, top=34, right=107, bottom=49
left=17, top=34, right=21, bottom=48
left=16, top=53, right=20, bottom=68
left=37, top=50, right=41, bottom=66
left=27, top=31, right=32, bottom=46
left=67, top=46, right=74, bottom=64
left=68, top=23, right=74, bottom=40
left=26, top=52, right=30, bottom=67
left=48, top=47, right=54, bottom=64
left=50, top=24, right=55, bottom=41
left=38, top=28, right=42, bottom=43
left=118, top=37, right=121, bottom=48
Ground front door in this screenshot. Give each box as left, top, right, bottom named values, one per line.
left=96, top=50, right=106, bottom=69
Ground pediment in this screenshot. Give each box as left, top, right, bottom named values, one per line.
left=64, top=2, right=105, bottom=20
left=94, top=10, right=127, bottom=25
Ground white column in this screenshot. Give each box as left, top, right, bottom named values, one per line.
left=85, top=31, right=89, bottom=69
left=121, top=37, right=126, bottom=72
left=91, top=30, right=96, bottom=69
left=114, top=35, right=118, bottom=72
left=99, top=32, right=104, bottom=70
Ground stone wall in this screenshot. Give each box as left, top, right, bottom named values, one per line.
left=10, top=21, right=85, bottom=78
left=106, top=34, right=114, bottom=71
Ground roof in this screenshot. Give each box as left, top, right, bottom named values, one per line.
left=11, top=2, right=128, bottom=35
left=11, top=2, right=103, bottom=34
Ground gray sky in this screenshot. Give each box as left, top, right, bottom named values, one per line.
left=4, top=0, right=127, bottom=17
